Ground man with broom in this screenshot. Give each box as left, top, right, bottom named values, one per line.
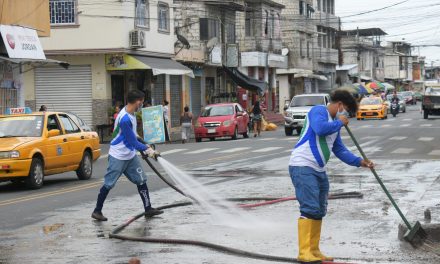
left=289, top=89, right=374, bottom=263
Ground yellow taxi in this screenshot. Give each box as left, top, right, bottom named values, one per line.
left=357, top=97, right=388, bottom=120
left=0, top=112, right=101, bottom=189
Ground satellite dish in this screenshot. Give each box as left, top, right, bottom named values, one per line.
left=177, top=33, right=190, bottom=48
left=206, top=37, right=219, bottom=49
left=282, top=48, right=289, bottom=56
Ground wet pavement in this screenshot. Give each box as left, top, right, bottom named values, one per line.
left=1, top=154, right=440, bottom=264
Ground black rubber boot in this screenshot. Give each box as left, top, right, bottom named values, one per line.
left=144, top=207, right=164, bottom=217
left=92, top=186, right=110, bottom=221
left=91, top=211, right=108, bottom=221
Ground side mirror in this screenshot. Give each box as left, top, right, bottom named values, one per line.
left=283, top=106, right=289, bottom=111
left=47, top=129, right=60, bottom=137
left=237, top=112, right=243, bottom=117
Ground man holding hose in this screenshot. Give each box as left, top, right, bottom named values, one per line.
left=289, top=89, right=374, bottom=263
left=92, top=90, right=162, bottom=221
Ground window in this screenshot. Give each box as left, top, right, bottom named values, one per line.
left=307, top=4, right=314, bottom=18
left=300, top=39, right=305, bottom=58
left=245, top=11, right=253, bottom=37
left=317, top=26, right=322, bottom=47
left=135, top=0, right=149, bottom=28
left=317, top=0, right=321, bottom=11
left=158, top=2, right=170, bottom=32
left=67, top=113, right=91, bottom=131
left=264, top=10, right=269, bottom=36
left=59, top=115, right=81, bottom=134
left=47, top=115, right=63, bottom=133
left=226, top=23, right=236, bottom=43
left=299, top=1, right=305, bottom=15
left=307, top=41, right=310, bottom=58
left=275, top=13, right=281, bottom=39
left=200, top=18, right=220, bottom=41
left=322, top=0, right=327, bottom=13
left=50, top=0, right=77, bottom=25
left=270, top=13, right=275, bottom=38
left=330, top=0, right=335, bottom=14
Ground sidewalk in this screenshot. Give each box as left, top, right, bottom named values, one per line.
left=0, top=157, right=439, bottom=263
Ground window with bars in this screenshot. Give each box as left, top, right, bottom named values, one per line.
left=200, top=18, right=220, bottom=41
left=245, top=11, right=253, bottom=37
left=226, top=23, right=236, bottom=43
left=158, top=2, right=170, bottom=32
left=50, top=0, right=77, bottom=25
left=299, top=1, right=305, bottom=15
left=135, top=0, right=149, bottom=28
left=300, top=39, right=305, bottom=58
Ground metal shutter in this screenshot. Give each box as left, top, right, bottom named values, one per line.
left=191, top=77, right=202, bottom=117
left=170, top=75, right=182, bottom=127
left=153, top=75, right=165, bottom=106
left=35, top=65, right=93, bottom=126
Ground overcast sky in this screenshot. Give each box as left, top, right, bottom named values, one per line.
left=336, top=0, right=440, bottom=66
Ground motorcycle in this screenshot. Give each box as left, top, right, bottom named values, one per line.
left=390, top=102, right=399, bottom=117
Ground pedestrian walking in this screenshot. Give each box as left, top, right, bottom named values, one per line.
left=91, top=90, right=163, bottom=221
left=180, top=106, right=193, bottom=144
left=163, top=100, right=170, bottom=143
left=39, top=105, right=47, bottom=112
left=289, top=89, right=374, bottom=263
left=251, top=100, right=264, bottom=137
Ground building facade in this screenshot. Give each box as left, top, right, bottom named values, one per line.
left=24, top=0, right=193, bottom=128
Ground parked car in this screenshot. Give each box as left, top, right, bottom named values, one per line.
left=414, top=92, right=423, bottom=101
left=385, top=94, right=406, bottom=113
left=0, top=112, right=101, bottom=189
left=399, top=91, right=416, bottom=105
left=357, top=97, right=387, bottom=120
left=283, top=94, right=330, bottom=136
left=194, top=103, right=249, bottom=142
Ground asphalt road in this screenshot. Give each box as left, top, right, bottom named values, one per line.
left=0, top=104, right=439, bottom=231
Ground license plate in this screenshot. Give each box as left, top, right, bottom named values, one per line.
left=366, top=112, right=373, bottom=116
left=207, top=128, right=216, bottom=133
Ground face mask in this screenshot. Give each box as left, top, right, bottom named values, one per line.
left=336, top=105, right=349, bottom=119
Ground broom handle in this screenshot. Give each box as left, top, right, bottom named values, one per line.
left=345, top=125, right=413, bottom=230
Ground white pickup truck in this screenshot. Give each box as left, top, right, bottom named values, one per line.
left=422, top=83, right=440, bottom=119
left=283, top=93, right=330, bottom=136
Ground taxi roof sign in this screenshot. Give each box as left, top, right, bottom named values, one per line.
left=6, top=107, right=32, bottom=115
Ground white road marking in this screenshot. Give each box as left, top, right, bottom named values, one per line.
left=429, top=150, right=440, bottom=156
left=418, top=137, right=434, bottom=142
left=380, top=124, right=392, bottom=128
left=217, top=147, right=251, bottom=153
left=421, top=124, right=433, bottom=127
left=258, top=137, right=277, bottom=141
left=390, top=136, right=407, bottom=140
left=161, top=149, right=188, bottom=155
left=391, top=148, right=414, bottom=154
left=186, top=148, right=219, bottom=154
left=360, top=125, right=372, bottom=128
left=341, top=136, right=351, bottom=140
left=252, top=147, right=283, bottom=153
left=99, top=154, right=109, bottom=160
left=403, top=119, right=412, bottom=121
left=399, top=124, right=411, bottom=127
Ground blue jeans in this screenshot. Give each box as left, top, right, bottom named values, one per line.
left=103, top=155, right=147, bottom=189
left=289, top=166, right=329, bottom=220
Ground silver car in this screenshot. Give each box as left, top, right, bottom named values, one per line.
left=386, top=94, right=406, bottom=113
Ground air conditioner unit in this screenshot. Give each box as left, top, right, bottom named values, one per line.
left=129, top=30, right=145, bottom=48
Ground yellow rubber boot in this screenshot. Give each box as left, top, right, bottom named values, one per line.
left=310, top=220, right=334, bottom=262
left=297, top=218, right=322, bottom=263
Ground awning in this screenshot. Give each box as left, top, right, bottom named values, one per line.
left=294, top=73, right=328, bottom=81
left=222, top=65, right=267, bottom=96
left=105, top=54, right=194, bottom=78
left=336, top=64, right=358, bottom=71
left=0, top=56, right=69, bottom=70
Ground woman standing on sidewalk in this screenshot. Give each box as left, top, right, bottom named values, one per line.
left=180, top=106, right=193, bottom=144
left=251, top=100, right=264, bottom=137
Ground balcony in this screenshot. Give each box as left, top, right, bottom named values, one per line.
left=314, top=11, right=339, bottom=30
left=317, top=48, right=338, bottom=64
left=240, top=37, right=282, bottom=53
left=201, top=0, right=245, bottom=11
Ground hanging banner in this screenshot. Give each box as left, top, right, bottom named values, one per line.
left=142, top=105, right=166, bottom=144
left=0, top=25, right=46, bottom=60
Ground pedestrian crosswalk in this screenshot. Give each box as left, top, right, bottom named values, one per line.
left=217, top=147, right=251, bottom=153
left=252, top=147, right=283, bottom=153
left=186, top=148, right=219, bottom=154
left=161, top=149, right=188, bottom=155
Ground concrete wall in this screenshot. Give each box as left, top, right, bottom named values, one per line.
left=0, top=0, right=50, bottom=37
left=385, top=55, right=400, bottom=80
left=40, top=0, right=175, bottom=55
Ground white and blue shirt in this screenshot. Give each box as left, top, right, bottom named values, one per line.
left=289, top=105, right=361, bottom=172
left=109, top=107, right=147, bottom=160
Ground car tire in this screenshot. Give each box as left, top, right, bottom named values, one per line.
left=424, top=111, right=428, bottom=120
left=26, top=157, right=44, bottom=189
left=296, top=128, right=302, bottom=135
left=76, top=151, right=93, bottom=180
left=209, top=137, right=215, bottom=141
left=243, top=127, right=249, bottom=138
left=195, top=137, right=202, bottom=142
left=232, top=127, right=238, bottom=140
left=403, top=108, right=406, bottom=113
left=285, top=127, right=293, bottom=136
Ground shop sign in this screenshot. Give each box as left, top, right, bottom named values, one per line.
left=7, top=107, right=32, bottom=114
left=105, top=54, right=149, bottom=71
left=241, top=52, right=266, bottom=67
left=210, top=46, right=222, bottom=64
left=142, top=105, right=167, bottom=144
left=0, top=25, right=45, bottom=60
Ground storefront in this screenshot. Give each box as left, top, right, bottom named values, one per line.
left=0, top=25, right=67, bottom=114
